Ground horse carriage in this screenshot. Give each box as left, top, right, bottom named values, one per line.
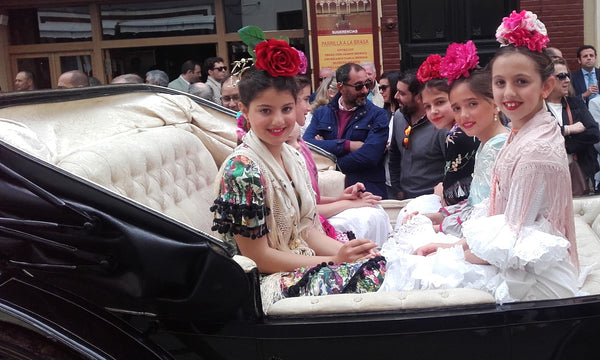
left=0, top=85, right=598, bottom=359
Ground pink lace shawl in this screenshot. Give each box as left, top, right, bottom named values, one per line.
left=490, top=109, right=578, bottom=267
left=298, top=138, right=321, bottom=202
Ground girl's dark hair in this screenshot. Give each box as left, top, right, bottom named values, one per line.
left=397, top=69, right=423, bottom=96
left=238, top=67, right=298, bottom=107
left=421, top=78, right=449, bottom=94
left=489, top=45, right=555, bottom=82
left=449, top=68, right=493, bottom=101
left=380, top=70, right=401, bottom=109
left=294, top=74, right=312, bottom=93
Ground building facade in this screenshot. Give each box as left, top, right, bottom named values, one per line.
left=0, top=0, right=597, bottom=91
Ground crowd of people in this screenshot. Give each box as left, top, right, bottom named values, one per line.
left=10, top=56, right=243, bottom=113
left=211, top=10, right=595, bottom=311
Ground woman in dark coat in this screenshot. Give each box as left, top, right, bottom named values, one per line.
left=547, top=57, right=600, bottom=195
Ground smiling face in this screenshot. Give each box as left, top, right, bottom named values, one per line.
left=395, top=80, right=419, bottom=116
left=491, top=52, right=554, bottom=129
left=450, top=82, right=499, bottom=143
left=421, top=85, right=454, bottom=130
left=239, top=88, right=296, bottom=156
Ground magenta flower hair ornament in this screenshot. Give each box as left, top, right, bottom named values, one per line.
left=439, top=40, right=479, bottom=85
left=495, top=10, right=549, bottom=52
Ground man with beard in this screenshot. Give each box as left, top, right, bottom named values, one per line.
left=303, top=62, right=389, bottom=198
left=388, top=69, right=447, bottom=200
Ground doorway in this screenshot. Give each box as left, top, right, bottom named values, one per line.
left=398, top=0, right=517, bottom=69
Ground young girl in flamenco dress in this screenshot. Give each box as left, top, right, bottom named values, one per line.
left=383, top=11, right=580, bottom=303
left=211, top=39, right=385, bottom=312
left=415, top=10, right=580, bottom=302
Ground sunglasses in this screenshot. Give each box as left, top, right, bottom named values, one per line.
left=555, top=72, right=570, bottom=81
left=343, top=80, right=373, bottom=91
left=379, top=85, right=390, bottom=91
left=402, top=125, right=412, bottom=149
left=213, top=66, right=227, bottom=72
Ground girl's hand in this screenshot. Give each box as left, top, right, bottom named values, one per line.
left=334, top=238, right=378, bottom=263
left=403, top=211, right=419, bottom=223
left=414, top=242, right=453, bottom=256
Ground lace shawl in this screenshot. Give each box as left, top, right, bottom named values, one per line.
left=213, top=130, right=317, bottom=256
left=490, top=109, right=578, bottom=267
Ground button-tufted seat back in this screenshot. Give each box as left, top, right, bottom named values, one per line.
left=0, top=92, right=238, bottom=234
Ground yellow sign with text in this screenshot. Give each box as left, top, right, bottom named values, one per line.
left=318, top=34, right=374, bottom=70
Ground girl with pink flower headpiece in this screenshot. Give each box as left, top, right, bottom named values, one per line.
left=413, top=10, right=581, bottom=303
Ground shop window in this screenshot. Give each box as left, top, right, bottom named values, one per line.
left=108, top=44, right=217, bottom=81
left=227, top=37, right=308, bottom=69
left=9, top=7, right=91, bottom=45
left=16, top=57, right=51, bottom=90
left=223, top=0, right=303, bottom=33
left=101, top=0, right=216, bottom=40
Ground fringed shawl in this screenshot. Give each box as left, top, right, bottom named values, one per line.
left=490, top=109, right=578, bottom=267
left=213, top=130, right=317, bottom=256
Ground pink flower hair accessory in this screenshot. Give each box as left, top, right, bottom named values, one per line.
left=295, top=48, right=308, bottom=75
left=416, top=54, right=443, bottom=84
left=439, top=40, right=479, bottom=85
left=495, top=10, right=549, bottom=52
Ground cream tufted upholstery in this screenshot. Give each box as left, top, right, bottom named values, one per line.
left=2, top=91, right=599, bottom=316
left=0, top=92, right=237, bottom=234
left=572, top=196, right=600, bottom=295
left=57, top=127, right=218, bottom=233
left=268, top=288, right=495, bottom=315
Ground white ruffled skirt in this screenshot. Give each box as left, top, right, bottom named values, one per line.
left=380, top=210, right=579, bottom=303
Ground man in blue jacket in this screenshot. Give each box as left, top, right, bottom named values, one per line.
left=571, top=45, right=600, bottom=105
left=303, top=62, right=389, bottom=198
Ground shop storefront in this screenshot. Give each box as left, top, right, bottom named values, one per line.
left=0, top=0, right=307, bottom=89
left=0, top=0, right=594, bottom=92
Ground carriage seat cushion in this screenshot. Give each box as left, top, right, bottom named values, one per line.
left=57, top=127, right=218, bottom=233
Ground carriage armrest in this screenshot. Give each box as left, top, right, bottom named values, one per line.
left=233, top=255, right=257, bottom=273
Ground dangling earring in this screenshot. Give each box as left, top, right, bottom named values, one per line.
left=494, top=113, right=499, bottom=122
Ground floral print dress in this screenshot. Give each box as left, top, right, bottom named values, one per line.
left=442, top=124, right=479, bottom=205
left=212, top=149, right=386, bottom=309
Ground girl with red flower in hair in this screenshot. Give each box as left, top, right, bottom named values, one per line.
left=211, top=36, right=385, bottom=312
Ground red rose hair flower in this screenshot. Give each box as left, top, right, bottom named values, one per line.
left=439, top=40, right=479, bottom=85
left=254, top=39, right=301, bottom=77
left=417, top=54, right=443, bottom=84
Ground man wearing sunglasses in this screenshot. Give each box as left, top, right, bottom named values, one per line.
left=203, top=57, right=229, bottom=104
left=303, top=62, right=390, bottom=198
